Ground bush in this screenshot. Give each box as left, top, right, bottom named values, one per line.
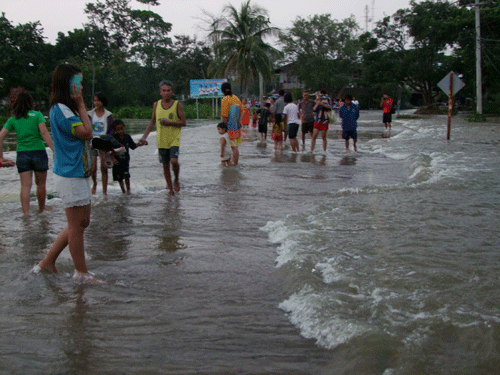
left=183, top=103, right=214, bottom=119
left=115, top=102, right=217, bottom=120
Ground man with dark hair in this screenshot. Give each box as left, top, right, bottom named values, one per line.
left=273, top=89, right=286, bottom=140
left=339, top=94, right=360, bottom=152
left=380, top=93, right=393, bottom=130
left=298, top=89, right=315, bottom=149
left=139, top=80, right=186, bottom=195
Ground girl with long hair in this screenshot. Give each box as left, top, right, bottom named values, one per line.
left=37, top=63, right=101, bottom=283
left=0, top=91, right=54, bottom=216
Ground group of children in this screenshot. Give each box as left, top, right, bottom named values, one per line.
left=216, top=91, right=360, bottom=165
left=87, top=92, right=144, bottom=195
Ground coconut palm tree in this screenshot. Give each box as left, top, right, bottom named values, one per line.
left=208, top=0, right=281, bottom=94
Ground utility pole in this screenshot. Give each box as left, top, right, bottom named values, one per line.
left=475, top=0, right=483, bottom=114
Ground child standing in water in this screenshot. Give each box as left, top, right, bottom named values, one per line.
left=87, top=92, right=114, bottom=195
left=112, top=119, right=143, bottom=194
left=217, top=122, right=232, bottom=167
left=271, top=114, right=284, bottom=152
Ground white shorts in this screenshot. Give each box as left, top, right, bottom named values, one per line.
left=54, top=174, right=92, bottom=208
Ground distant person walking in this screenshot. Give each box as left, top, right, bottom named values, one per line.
left=339, top=94, right=360, bottom=152
left=273, top=90, right=286, bottom=140
left=380, top=93, right=394, bottom=130
left=139, top=80, right=187, bottom=195
left=310, top=90, right=331, bottom=153
left=220, top=82, right=242, bottom=165
left=298, top=90, right=315, bottom=149
left=283, top=92, right=301, bottom=153
left=0, top=92, right=54, bottom=216
left=257, top=102, right=272, bottom=142
left=88, top=92, right=114, bottom=195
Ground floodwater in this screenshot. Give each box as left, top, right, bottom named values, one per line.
left=0, top=111, right=499, bottom=374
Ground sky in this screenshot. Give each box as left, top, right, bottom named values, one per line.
left=0, top=0, right=414, bottom=44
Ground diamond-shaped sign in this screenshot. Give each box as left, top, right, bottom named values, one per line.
left=438, top=72, right=465, bottom=96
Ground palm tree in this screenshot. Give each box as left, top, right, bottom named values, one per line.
left=208, top=0, right=281, bottom=95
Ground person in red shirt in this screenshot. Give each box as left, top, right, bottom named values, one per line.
left=380, top=93, right=394, bottom=130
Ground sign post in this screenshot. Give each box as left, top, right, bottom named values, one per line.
left=447, top=72, right=454, bottom=141
left=437, top=72, right=465, bottom=140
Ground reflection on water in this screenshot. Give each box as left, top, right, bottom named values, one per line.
left=339, top=155, right=357, bottom=166
left=63, top=288, right=94, bottom=374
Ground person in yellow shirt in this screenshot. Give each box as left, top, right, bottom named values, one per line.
left=139, top=80, right=186, bottom=195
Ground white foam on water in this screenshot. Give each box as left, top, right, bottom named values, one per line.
left=279, top=286, right=368, bottom=349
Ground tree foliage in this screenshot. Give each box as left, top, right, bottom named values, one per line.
left=207, top=0, right=281, bottom=93
left=1, top=0, right=500, bottom=115
left=279, top=14, right=361, bottom=93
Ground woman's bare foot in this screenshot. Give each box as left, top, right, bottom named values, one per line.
left=174, top=180, right=180, bottom=193
left=37, top=261, right=59, bottom=274
left=73, top=271, right=105, bottom=284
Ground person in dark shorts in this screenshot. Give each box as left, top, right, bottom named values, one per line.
left=0, top=91, right=54, bottom=216
left=257, top=102, right=272, bottom=142
left=282, top=92, right=301, bottom=153
left=338, top=94, right=360, bottom=152
left=112, top=120, right=144, bottom=194
left=380, top=93, right=393, bottom=130
left=298, top=90, right=315, bottom=149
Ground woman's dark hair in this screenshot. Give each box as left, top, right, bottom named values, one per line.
left=49, top=63, right=82, bottom=113
left=94, top=92, right=108, bottom=108
left=284, top=92, right=293, bottom=104
left=221, top=82, right=232, bottom=96
left=12, top=92, right=34, bottom=119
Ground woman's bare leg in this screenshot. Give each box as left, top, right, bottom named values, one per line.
left=19, top=171, right=33, bottom=216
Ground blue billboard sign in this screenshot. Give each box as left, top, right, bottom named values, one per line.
left=190, top=79, right=227, bottom=98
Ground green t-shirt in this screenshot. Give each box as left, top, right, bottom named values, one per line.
left=4, top=111, right=47, bottom=152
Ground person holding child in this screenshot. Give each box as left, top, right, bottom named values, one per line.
left=0, top=91, right=54, bottom=216
left=310, top=90, right=331, bottom=153
left=220, top=82, right=242, bottom=166
left=112, top=119, right=144, bottom=194
left=37, top=63, right=101, bottom=283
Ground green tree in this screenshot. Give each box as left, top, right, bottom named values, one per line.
left=0, top=13, right=55, bottom=108
left=279, top=14, right=361, bottom=94
left=455, top=0, right=500, bottom=112
left=368, top=1, right=467, bottom=108
left=84, top=0, right=133, bottom=53
left=207, top=0, right=280, bottom=94
left=129, top=8, right=172, bottom=91
left=159, top=35, right=212, bottom=96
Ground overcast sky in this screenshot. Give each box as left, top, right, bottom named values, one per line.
left=1, top=0, right=415, bottom=44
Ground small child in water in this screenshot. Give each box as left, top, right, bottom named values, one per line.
left=217, top=122, right=232, bottom=167
left=112, top=119, right=144, bottom=194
